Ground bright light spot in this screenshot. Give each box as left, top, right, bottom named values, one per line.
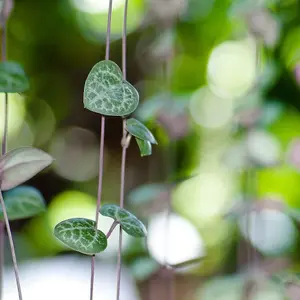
left=223, top=141, right=248, bottom=171
left=71, top=0, right=123, bottom=14
left=199, top=275, right=284, bottom=300
left=172, top=171, right=234, bottom=225
left=7, top=121, right=35, bottom=150
left=31, top=100, right=56, bottom=146
left=47, top=190, right=96, bottom=231
left=199, top=276, right=244, bottom=300
left=47, top=191, right=132, bottom=256
left=246, top=129, right=281, bottom=166
left=207, top=38, right=257, bottom=99
left=0, top=93, right=25, bottom=143
left=147, top=211, right=206, bottom=266
left=189, top=86, right=234, bottom=128
left=73, top=0, right=144, bottom=43
left=3, top=256, right=140, bottom=300
left=49, top=127, right=100, bottom=182
left=238, top=209, right=297, bottom=256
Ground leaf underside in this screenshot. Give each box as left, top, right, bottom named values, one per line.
left=126, top=118, right=157, bottom=144
left=54, top=218, right=108, bottom=255
left=100, top=204, right=147, bottom=238
left=0, top=61, right=29, bottom=93
left=0, top=185, right=46, bottom=220
left=83, top=60, right=139, bottom=116
left=0, top=147, right=54, bottom=191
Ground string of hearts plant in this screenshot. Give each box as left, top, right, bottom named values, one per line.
left=53, top=0, right=157, bottom=299
left=0, top=1, right=54, bottom=299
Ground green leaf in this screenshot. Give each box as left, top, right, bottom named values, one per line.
left=83, top=60, right=139, bottom=116
left=0, top=185, right=46, bottom=220
left=127, top=183, right=168, bottom=206
left=126, top=118, right=157, bottom=144
left=286, top=208, right=300, bottom=223
left=100, top=204, right=147, bottom=237
left=54, top=218, right=107, bottom=255
left=136, top=138, right=152, bottom=157
left=130, top=257, right=160, bottom=281
left=0, top=147, right=54, bottom=191
left=0, top=61, right=29, bottom=93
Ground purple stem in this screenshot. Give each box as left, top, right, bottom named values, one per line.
left=89, top=0, right=113, bottom=299
left=115, top=1, right=129, bottom=298
left=0, top=5, right=23, bottom=300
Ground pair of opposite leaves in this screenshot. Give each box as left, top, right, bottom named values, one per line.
left=54, top=204, right=147, bottom=255
left=84, top=60, right=157, bottom=156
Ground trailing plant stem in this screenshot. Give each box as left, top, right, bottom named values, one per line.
left=0, top=12, right=7, bottom=300
left=1, top=8, right=23, bottom=300
left=89, top=255, right=96, bottom=300
left=94, top=116, right=106, bottom=227
left=116, top=226, right=123, bottom=300
left=89, top=0, right=113, bottom=297
left=0, top=191, right=23, bottom=300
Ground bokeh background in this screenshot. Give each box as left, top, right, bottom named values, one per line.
left=2, top=0, right=300, bottom=299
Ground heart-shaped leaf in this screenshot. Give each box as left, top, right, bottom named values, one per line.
left=0, top=61, right=29, bottom=93
left=1, top=185, right=46, bottom=220
left=100, top=204, right=147, bottom=238
left=54, top=218, right=107, bottom=255
left=83, top=60, right=139, bottom=116
left=136, top=138, right=152, bottom=157
left=126, top=118, right=157, bottom=144
left=0, top=147, right=54, bottom=191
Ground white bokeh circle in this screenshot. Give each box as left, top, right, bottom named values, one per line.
left=147, top=211, right=206, bottom=266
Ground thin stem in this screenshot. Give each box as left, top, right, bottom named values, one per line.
left=106, top=220, right=118, bottom=239
left=94, top=116, right=106, bottom=227
left=105, top=0, right=113, bottom=61
left=0, top=9, right=7, bottom=300
left=0, top=222, right=3, bottom=300
left=122, top=0, right=128, bottom=80
left=89, top=0, right=113, bottom=298
left=115, top=1, right=129, bottom=298
left=119, top=129, right=127, bottom=209
left=115, top=226, right=123, bottom=300
left=1, top=5, right=22, bottom=300
left=0, top=191, right=22, bottom=300
left=89, top=255, right=95, bottom=300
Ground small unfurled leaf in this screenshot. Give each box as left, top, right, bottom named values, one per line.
left=168, top=257, right=204, bottom=270
left=126, top=118, right=157, bottom=144
left=83, top=60, right=139, bottom=116
left=0, top=61, right=29, bottom=93
left=100, top=204, right=147, bottom=237
left=127, top=183, right=169, bottom=206
left=136, top=138, right=152, bottom=157
left=0, top=147, right=54, bottom=191
left=54, top=218, right=107, bottom=255
left=0, top=185, right=46, bottom=220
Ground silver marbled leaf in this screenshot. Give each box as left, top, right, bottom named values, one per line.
left=83, top=60, right=139, bottom=117
left=0, top=185, right=46, bottom=220
left=100, top=204, right=147, bottom=238
left=54, top=218, right=108, bottom=255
